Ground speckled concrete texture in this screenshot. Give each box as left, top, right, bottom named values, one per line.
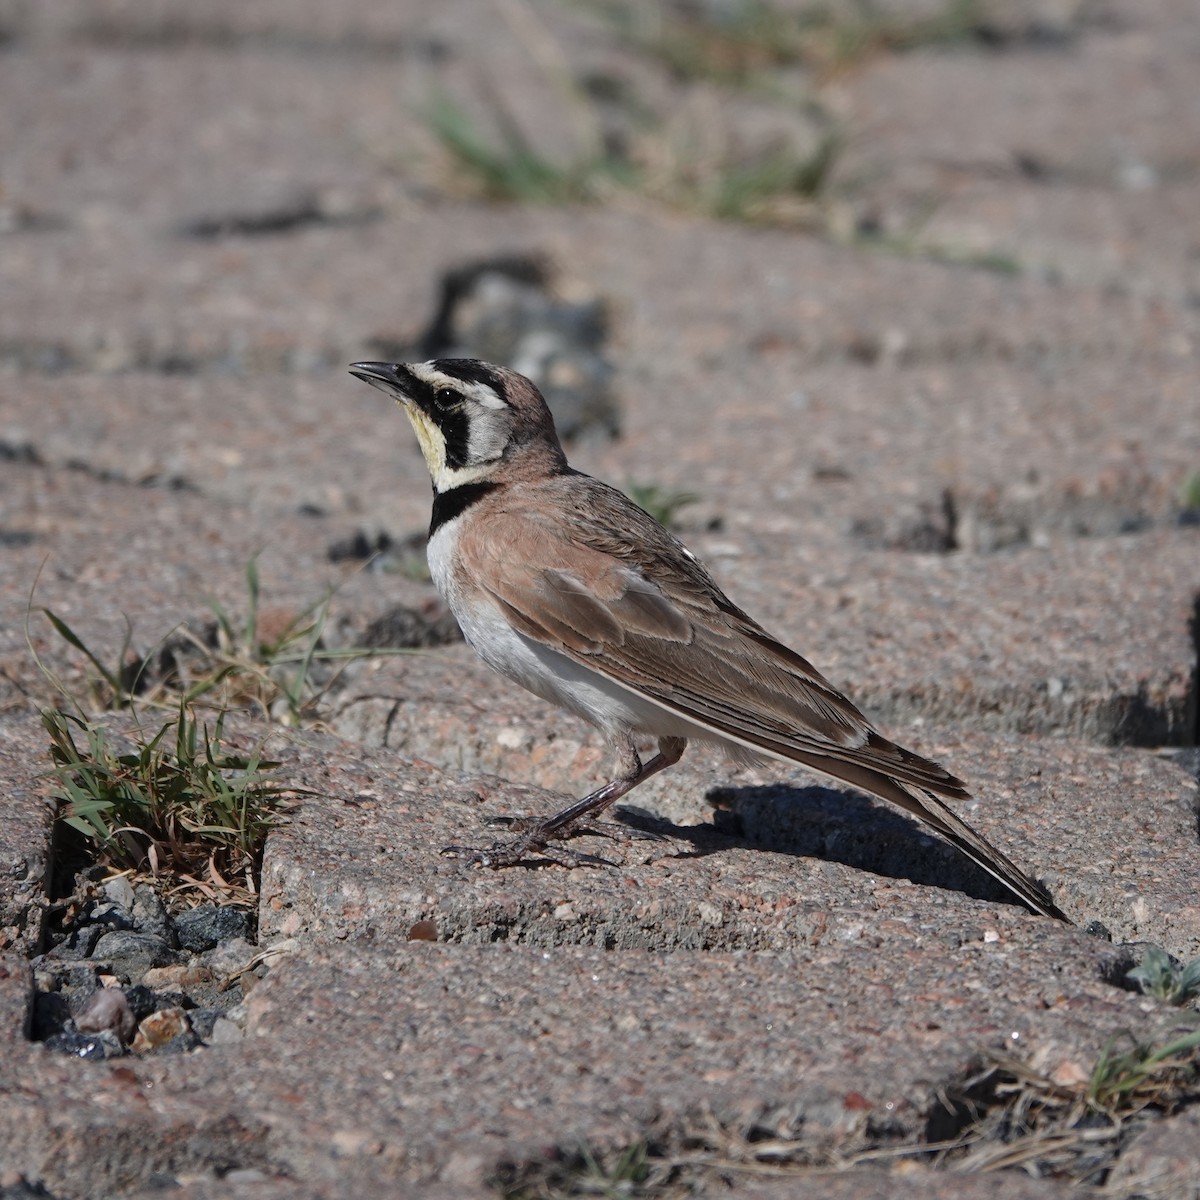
left=0, top=935, right=1184, bottom=1197
left=256, top=724, right=1199, bottom=956
left=0, top=719, right=54, bottom=956
left=1, top=0, right=1198, bottom=1194
left=1105, top=1107, right=1200, bottom=1200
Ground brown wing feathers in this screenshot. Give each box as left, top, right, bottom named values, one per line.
left=470, top=481, right=963, bottom=793
left=503, top=539, right=1062, bottom=916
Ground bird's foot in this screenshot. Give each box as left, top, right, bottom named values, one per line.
left=441, top=826, right=607, bottom=869
left=441, top=810, right=665, bottom=868
left=483, top=813, right=664, bottom=843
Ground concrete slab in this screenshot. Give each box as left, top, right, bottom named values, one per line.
left=122, top=1168, right=1089, bottom=1200
left=4, top=208, right=1199, bottom=380
left=0, top=955, right=34, bottom=1045
left=843, top=13, right=1200, bottom=210
left=912, top=179, right=1200, bottom=302
left=0, top=718, right=55, bottom=956
left=5, top=352, right=1200, bottom=551
left=237, top=938, right=1140, bottom=1190
left=0, top=936, right=1179, bottom=1197
left=256, top=725, right=1199, bottom=958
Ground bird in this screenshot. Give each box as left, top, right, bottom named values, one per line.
left=349, top=357, right=1070, bottom=922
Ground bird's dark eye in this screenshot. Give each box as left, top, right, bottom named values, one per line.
left=434, top=387, right=458, bottom=408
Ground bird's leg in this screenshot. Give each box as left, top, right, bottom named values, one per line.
left=442, top=736, right=687, bottom=868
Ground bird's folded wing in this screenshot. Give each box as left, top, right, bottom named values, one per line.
left=467, top=514, right=965, bottom=796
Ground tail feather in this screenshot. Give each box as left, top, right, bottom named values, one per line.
left=789, top=753, right=1070, bottom=923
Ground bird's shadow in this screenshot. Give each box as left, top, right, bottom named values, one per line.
left=615, top=780, right=1021, bottom=910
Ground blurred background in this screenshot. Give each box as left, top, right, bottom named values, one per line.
left=2, top=0, right=1199, bottom=746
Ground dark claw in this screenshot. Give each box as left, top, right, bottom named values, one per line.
left=482, top=814, right=665, bottom=844
left=439, top=841, right=534, bottom=868
left=439, top=837, right=611, bottom=869
left=482, top=814, right=542, bottom=833
left=442, top=796, right=675, bottom=869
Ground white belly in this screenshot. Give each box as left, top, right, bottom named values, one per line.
left=428, top=518, right=704, bottom=743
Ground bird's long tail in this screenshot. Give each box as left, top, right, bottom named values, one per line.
left=791, top=754, right=1071, bottom=923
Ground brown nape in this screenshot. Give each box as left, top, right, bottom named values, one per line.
left=493, top=368, right=571, bottom=478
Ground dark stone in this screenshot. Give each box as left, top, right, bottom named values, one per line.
left=83, top=901, right=136, bottom=933
left=328, top=527, right=391, bottom=562
left=174, top=905, right=250, bottom=953
left=91, top=931, right=180, bottom=980
left=43, top=1029, right=125, bottom=1060
left=156, top=1029, right=203, bottom=1054
left=1097, top=942, right=1163, bottom=992
left=31, top=991, right=73, bottom=1041
left=32, top=961, right=100, bottom=991
left=0, top=1175, right=61, bottom=1198
left=188, top=1008, right=223, bottom=1039
left=358, top=602, right=462, bottom=649
left=44, top=924, right=103, bottom=961
left=122, top=984, right=160, bottom=1022
left=131, top=885, right=175, bottom=943
left=376, top=254, right=620, bottom=442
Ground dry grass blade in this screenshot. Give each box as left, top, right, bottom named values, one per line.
left=1088, top=1021, right=1200, bottom=1112
left=930, top=1023, right=1200, bottom=1185
left=493, top=1024, right=1200, bottom=1197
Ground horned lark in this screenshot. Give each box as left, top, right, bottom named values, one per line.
left=350, top=358, right=1069, bottom=921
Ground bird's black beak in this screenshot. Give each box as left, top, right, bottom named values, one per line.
left=349, top=361, right=409, bottom=397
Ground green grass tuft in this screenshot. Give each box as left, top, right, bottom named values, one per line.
left=586, top=0, right=991, bottom=85
left=1127, top=945, right=1200, bottom=1007
left=428, top=94, right=629, bottom=205
left=39, top=558, right=390, bottom=728
left=706, top=130, right=842, bottom=221
left=1180, top=470, right=1200, bottom=513
left=28, top=558, right=401, bottom=903
left=1087, top=1019, right=1200, bottom=1111
left=43, top=703, right=297, bottom=901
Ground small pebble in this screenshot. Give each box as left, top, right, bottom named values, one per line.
left=32, top=969, right=58, bottom=993
left=102, top=875, right=137, bottom=911
left=142, top=963, right=213, bottom=991
left=207, top=1017, right=244, bottom=1045
left=44, top=1029, right=124, bottom=1060
left=86, top=901, right=136, bottom=933
left=131, top=885, right=174, bottom=943
left=201, top=936, right=256, bottom=975
left=31, top=991, right=72, bottom=1041
left=122, top=985, right=159, bottom=1022
left=45, top=926, right=103, bottom=961
left=187, top=1008, right=223, bottom=1039
left=91, top=931, right=179, bottom=977
left=132, top=1007, right=191, bottom=1052
left=74, top=986, right=137, bottom=1044
left=174, top=905, right=250, bottom=953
